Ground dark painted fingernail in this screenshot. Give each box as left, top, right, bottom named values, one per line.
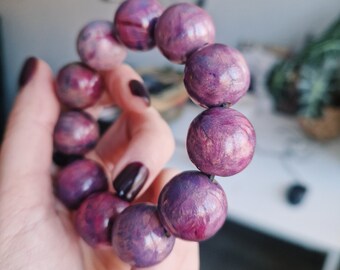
left=113, top=162, right=149, bottom=202
left=129, top=80, right=151, bottom=106
left=18, top=57, right=38, bottom=88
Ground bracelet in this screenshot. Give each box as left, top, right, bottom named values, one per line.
left=52, top=0, right=256, bottom=267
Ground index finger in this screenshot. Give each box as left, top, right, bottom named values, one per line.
left=101, top=64, right=151, bottom=114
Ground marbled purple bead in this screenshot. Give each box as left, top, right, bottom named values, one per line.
left=158, top=171, right=227, bottom=241
left=187, top=107, right=256, bottom=176
left=112, top=203, right=175, bottom=267
left=184, top=44, right=250, bottom=108
left=55, top=159, right=108, bottom=209
left=155, top=3, right=215, bottom=64
left=75, top=192, right=129, bottom=247
left=114, top=0, right=163, bottom=50
left=77, top=20, right=127, bottom=71
left=54, top=111, right=99, bottom=155
left=56, top=63, right=103, bottom=109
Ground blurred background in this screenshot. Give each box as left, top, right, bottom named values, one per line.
left=0, top=0, right=340, bottom=269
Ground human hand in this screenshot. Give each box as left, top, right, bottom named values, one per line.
left=0, top=58, right=199, bottom=270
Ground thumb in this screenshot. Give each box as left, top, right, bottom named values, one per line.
left=0, top=58, right=60, bottom=206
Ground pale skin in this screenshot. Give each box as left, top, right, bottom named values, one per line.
left=0, top=59, right=199, bottom=270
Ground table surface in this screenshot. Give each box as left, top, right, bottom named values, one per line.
left=167, top=95, right=340, bottom=252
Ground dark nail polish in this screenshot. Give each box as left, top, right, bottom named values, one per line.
left=113, top=162, right=149, bottom=202
left=129, top=80, right=151, bottom=106
left=18, top=57, right=38, bottom=88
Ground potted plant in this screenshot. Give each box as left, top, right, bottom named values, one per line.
left=267, top=16, right=340, bottom=140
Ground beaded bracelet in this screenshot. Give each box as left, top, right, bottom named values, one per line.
left=52, top=0, right=256, bottom=267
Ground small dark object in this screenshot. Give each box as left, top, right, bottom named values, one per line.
left=52, top=151, right=83, bottom=167
left=286, top=183, right=307, bottom=205
left=196, top=0, right=206, bottom=7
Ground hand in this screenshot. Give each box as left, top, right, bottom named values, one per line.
left=0, top=59, right=199, bottom=270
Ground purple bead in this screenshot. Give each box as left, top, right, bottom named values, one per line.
left=112, top=203, right=175, bottom=267
left=114, top=0, right=163, bottom=50
left=184, top=44, right=250, bottom=107
left=77, top=20, right=127, bottom=71
left=158, top=171, right=227, bottom=241
left=75, top=192, right=129, bottom=247
left=155, top=3, right=215, bottom=64
left=54, top=111, right=99, bottom=155
left=56, top=63, right=103, bottom=109
left=187, top=107, right=256, bottom=176
left=54, top=159, right=108, bottom=209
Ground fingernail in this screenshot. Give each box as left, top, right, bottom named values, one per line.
left=18, top=57, right=38, bottom=88
left=129, top=80, right=151, bottom=106
left=113, top=162, right=149, bottom=202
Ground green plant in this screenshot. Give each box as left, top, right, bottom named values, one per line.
left=267, top=16, right=340, bottom=118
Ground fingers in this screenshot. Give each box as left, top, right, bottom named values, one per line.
left=102, top=64, right=151, bottom=114
left=95, top=108, right=175, bottom=201
left=0, top=58, right=60, bottom=206
left=134, top=168, right=200, bottom=270
left=136, top=168, right=179, bottom=204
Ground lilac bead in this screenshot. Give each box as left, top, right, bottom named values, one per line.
left=114, top=0, right=163, bottom=50
left=54, top=111, right=99, bottom=155
left=187, top=107, right=256, bottom=176
left=158, top=171, right=227, bottom=241
left=112, top=203, right=175, bottom=267
left=75, top=192, right=129, bottom=247
left=56, top=63, right=103, bottom=109
left=184, top=44, right=250, bottom=107
left=155, top=3, right=215, bottom=63
left=77, top=20, right=127, bottom=71
left=55, top=159, right=108, bottom=209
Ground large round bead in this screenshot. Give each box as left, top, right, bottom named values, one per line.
left=56, top=63, right=103, bottom=109
left=158, top=171, right=227, bottom=241
left=112, top=203, right=175, bottom=267
left=54, top=111, right=99, bottom=155
left=114, top=0, right=163, bottom=50
left=184, top=44, right=250, bottom=107
left=75, top=192, right=129, bottom=247
left=77, top=20, right=127, bottom=71
left=187, top=107, right=256, bottom=176
left=155, top=3, right=215, bottom=64
left=54, top=159, right=108, bottom=209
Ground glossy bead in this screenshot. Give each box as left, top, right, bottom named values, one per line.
left=54, top=159, right=108, bottom=209
left=114, top=0, right=163, bottom=50
left=75, top=192, right=129, bottom=247
left=77, top=20, right=127, bottom=71
left=184, top=44, right=250, bottom=107
left=158, top=171, right=227, bottom=241
left=112, top=203, right=175, bottom=267
left=54, top=111, right=99, bottom=155
left=56, top=63, right=103, bottom=109
left=187, top=108, right=256, bottom=176
left=155, top=3, right=215, bottom=64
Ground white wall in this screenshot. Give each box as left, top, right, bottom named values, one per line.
left=0, top=0, right=339, bottom=113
